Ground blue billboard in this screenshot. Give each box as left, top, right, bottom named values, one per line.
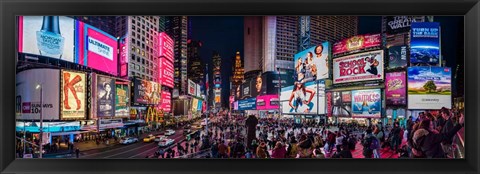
left=351, top=89, right=382, bottom=118
left=238, top=98, right=257, bottom=111
left=410, top=22, right=440, bottom=64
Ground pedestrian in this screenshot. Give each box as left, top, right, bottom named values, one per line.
left=271, top=142, right=287, bottom=158
left=297, top=135, right=314, bottom=158
left=362, top=129, right=375, bottom=158
left=256, top=142, right=268, bottom=159
left=158, top=149, right=165, bottom=158
left=75, top=148, right=80, bottom=158
left=335, top=132, right=344, bottom=152
left=390, top=122, right=401, bottom=152
left=338, top=144, right=353, bottom=158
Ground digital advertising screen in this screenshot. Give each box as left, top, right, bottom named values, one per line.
left=351, top=89, right=382, bottom=118
left=119, top=35, right=129, bottom=78
left=385, top=16, right=425, bottom=34
left=133, top=78, right=161, bottom=105
left=256, top=95, right=280, bottom=110
left=60, top=70, right=86, bottom=120
left=410, top=22, right=440, bottom=64
left=293, top=42, right=330, bottom=83
left=407, top=67, right=452, bottom=109
left=96, top=75, right=116, bottom=117
left=115, top=81, right=129, bottom=117
left=160, top=90, right=171, bottom=112
left=333, top=50, right=384, bottom=84
left=158, top=58, right=174, bottom=88
left=332, top=34, right=381, bottom=56
left=18, top=16, right=75, bottom=62
left=386, top=72, right=407, bottom=106
left=76, top=21, right=118, bottom=76
left=188, top=79, right=196, bottom=96
left=331, top=91, right=352, bottom=117
left=238, top=98, right=257, bottom=111
left=16, top=69, right=60, bottom=120
left=157, top=32, right=174, bottom=63
left=388, top=45, right=408, bottom=69
left=280, top=81, right=325, bottom=115
left=261, top=71, right=295, bottom=95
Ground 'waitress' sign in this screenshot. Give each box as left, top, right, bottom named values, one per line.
left=333, top=50, right=384, bottom=84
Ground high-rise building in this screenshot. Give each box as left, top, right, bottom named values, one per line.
left=261, top=16, right=359, bottom=73
left=187, top=40, right=204, bottom=84
left=158, top=16, right=166, bottom=32
left=75, top=16, right=118, bottom=37
left=231, top=51, right=244, bottom=88
left=165, top=16, right=188, bottom=95
left=244, top=17, right=263, bottom=73
left=212, top=52, right=222, bottom=108
left=116, top=16, right=160, bottom=81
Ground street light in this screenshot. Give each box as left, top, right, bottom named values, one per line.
left=36, top=84, right=43, bottom=158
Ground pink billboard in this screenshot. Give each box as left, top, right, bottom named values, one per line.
left=386, top=71, right=407, bottom=106
left=256, top=95, right=279, bottom=110
left=158, top=58, right=174, bottom=88
left=119, top=35, right=129, bottom=78
left=333, top=34, right=381, bottom=55
left=76, top=21, right=118, bottom=76
left=157, top=32, right=174, bottom=63
left=160, top=90, right=172, bottom=112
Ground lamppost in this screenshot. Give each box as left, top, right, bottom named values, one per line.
left=36, top=84, right=43, bottom=158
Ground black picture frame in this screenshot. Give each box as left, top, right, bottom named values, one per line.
left=1, top=0, right=478, bottom=174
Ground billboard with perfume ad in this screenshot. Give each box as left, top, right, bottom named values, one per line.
left=76, top=21, right=118, bottom=76
left=407, top=67, right=452, bottom=109
left=385, top=72, right=407, bottom=106
left=60, top=70, right=86, bottom=120
left=18, top=16, right=75, bottom=62
left=16, top=69, right=60, bottom=120
left=96, top=75, right=116, bottom=117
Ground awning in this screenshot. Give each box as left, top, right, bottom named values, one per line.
left=50, top=131, right=90, bottom=136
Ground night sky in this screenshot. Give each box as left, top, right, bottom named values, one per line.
left=190, top=16, right=463, bottom=106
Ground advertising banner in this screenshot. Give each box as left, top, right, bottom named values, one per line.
left=386, top=16, right=425, bottom=34
left=238, top=98, right=257, bottom=111
left=158, top=58, right=174, bottom=88
left=294, top=42, right=330, bottom=82
left=76, top=22, right=118, bottom=76
left=188, top=79, right=196, bottom=96
left=410, top=22, right=440, bottom=64
left=191, top=98, right=199, bottom=112
left=241, top=78, right=253, bottom=99
left=18, top=16, right=75, bottom=62
left=197, top=100, right=203, bottom=111
left=332, top=34, right=381, bottom=55
left=386, top=72, right=407, bottom=106
left=386, top=33, right=408, bottom=48
left=115, top=81, right=129, bottom=117
left=16, top=69, right=60, bottom=120
left=96, top=75, right=115, bottom=117
left=388, top=45, right=408, bottom=69
left=351, top=89, right=382, bottom=118
left=262, top=71, right=295, bottom=95
left=60, top=70, right=86, bottom=119
left=160, top=90, right=171, bottom=112
left=234, top=101, right=239, bottom=110
left=326, top=92, right=333, bottom=117
left=215, top=89, right=222, bottom=104
left=407, top=67, right=452, bottom=109
left=256, top=95, right=280, bottom=110
left=157, top=32, right=174, bottom=63
left=333, top=50, right=384, bottom=84
left=280, top=81, right=325, bottom=114
left=331, top=91, right=352, bottom=117
left=119, top=35, right=129, bottom=78
left=196, top=84, right=201, bottom=97
left=133, top=78, right=161, bottom=105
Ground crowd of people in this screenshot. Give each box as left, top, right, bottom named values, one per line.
left=181, top=107, right=464, bottom=159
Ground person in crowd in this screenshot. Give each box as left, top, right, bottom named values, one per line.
left=298, top=135, right=314, bottom=158
left=256, top=142, right=268, bottom=159
left=412, top=113, right=464, bottom=158
left=362, top=129, right=375, bottom=158
left=271, top=142, right=287, bottom=158
left=338, top=144, right=353, bottom=158
left=335, top=132, right=345, bottom=152
left=287, top=136, right=299, bottom=158
left=390, top=122, right=401, bottom=152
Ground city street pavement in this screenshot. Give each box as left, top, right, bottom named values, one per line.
left=78, top=129, right=185, bottom=159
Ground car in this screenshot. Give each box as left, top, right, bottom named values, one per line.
left=165, top=129, right=175, bottom=136
left=143, top=134, right=156, bottom=142
left=154, top=135, right=167, bottom=142
left=120, top=137, right=138, bottom=144
left=158, top=139, right=175, bottom=147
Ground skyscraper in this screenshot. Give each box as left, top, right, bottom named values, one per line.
left=187, top=40, right=205, bottom=84
left=309, top=16, right=358, bottom=46
left=212, top=52, right=222, bottom=108
left=165, top=16, right=188, bottom=95
left=231, top=51, right=244, bottom=88
left=244, top=17, right=263, bottom=73
left=75, top=16, right=118, bottom=37
left=116, top=16, right=160, bottom=81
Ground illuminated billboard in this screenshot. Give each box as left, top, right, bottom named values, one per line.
left=158, top=58, right=174, bottom=88
left=388, top=45, right=408, bottom=69
left=133, top=78, right=161, bottom=105
left=157, top=32, right=174, bottom=63
left=160, top=90, right=171, bottom=112
left=115, top=81, right=129, bottom=117
left=407, top=67, right=451, bottom=109
left=60, top=70, right=86, bottom=120
left=410, top=22, right=440, bottom=64
left=16, top=69, right=60, bottom=120
left=75, top=21, right=118, bottom=76
left=332, top=34, right=381, bottom=56
left=351, top=89, right=382, bottom=118
left=119, top=35, right=129, bottom=78
left=385, top=72, right=407, bottom=106
left=333, top=50, right=384, bottom=84
left=188, top=79, right=196, bottom=96
left=256, top=95, right=279, bottom=110
left=96, top=75, right=116, bottom=117
left=280, top=81, right=325, bottom=114
left=18, top=16, right=75, bottom=61
left=294, top=42, right=330, bottom=82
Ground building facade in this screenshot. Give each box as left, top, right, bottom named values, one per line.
left=187, top=40, right=205, bottom=84
left=75, top=16, right=118, bottom=37
left=244, top=17, right=263, bottom=73
left=165, top=16, right=189, bottom=95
